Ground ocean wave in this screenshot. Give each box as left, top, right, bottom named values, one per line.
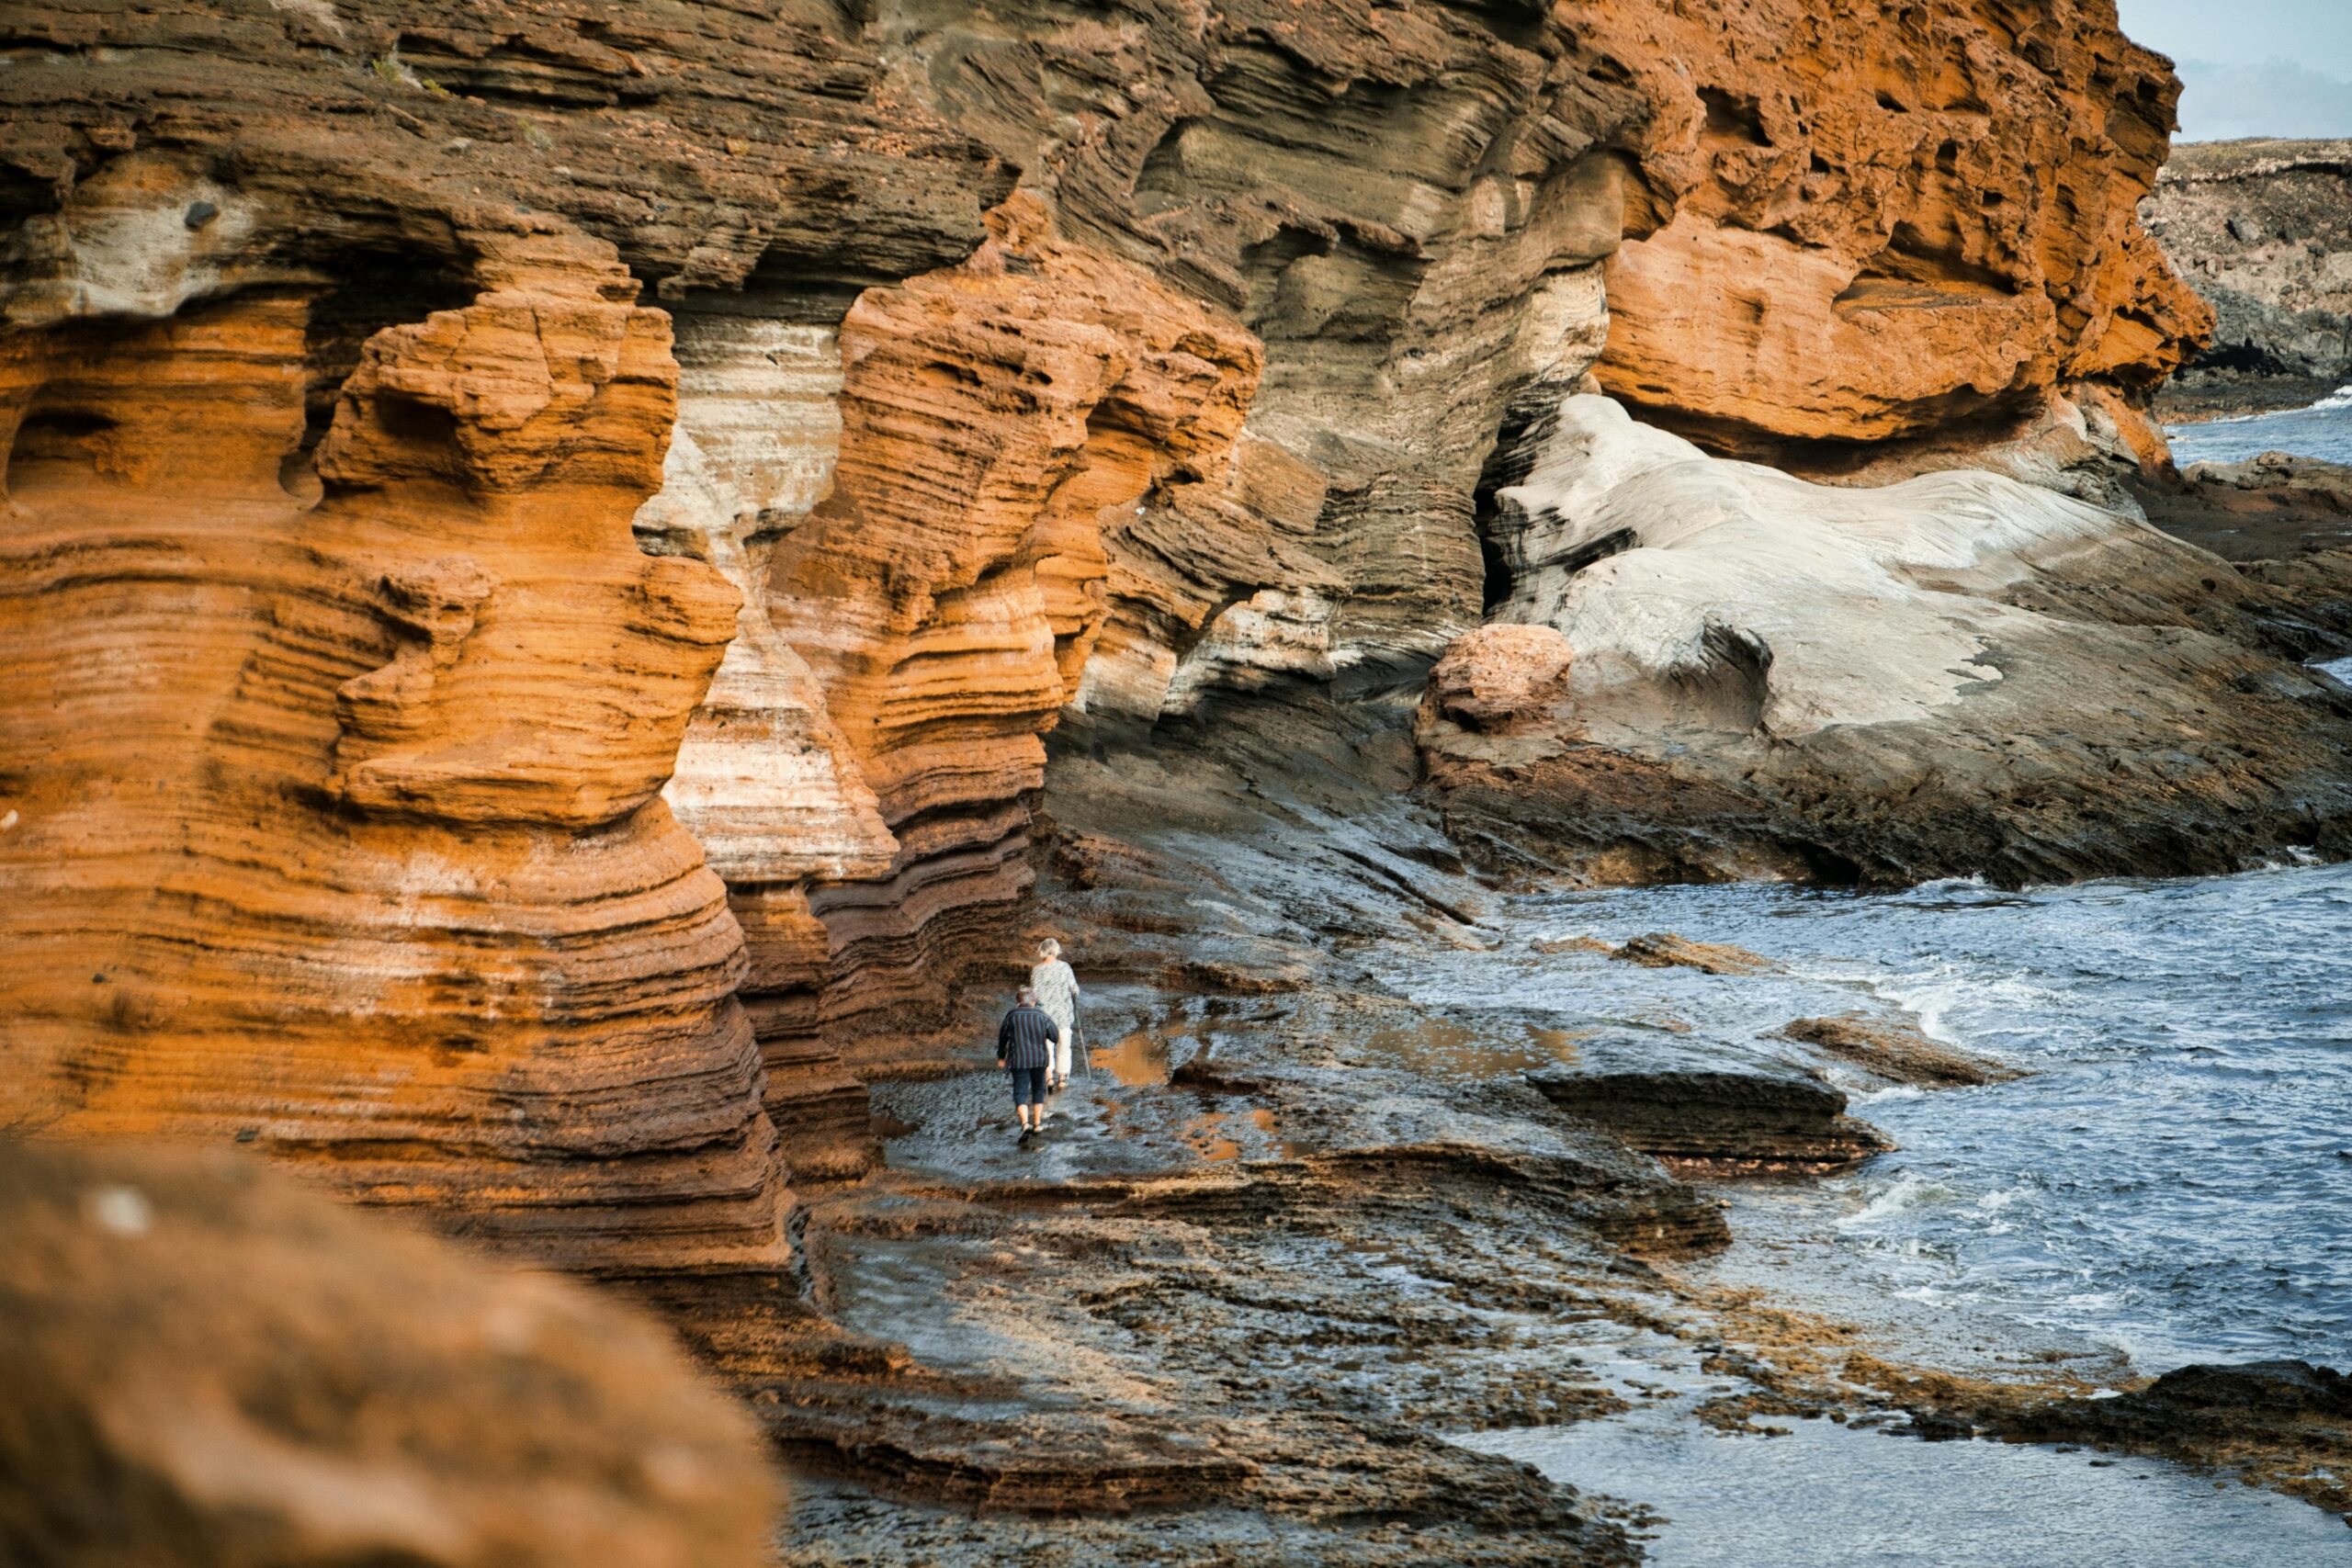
left=2177, top=383, right=2352, bottom=427
left=1864, top=962, right=2064, bottom=1044
left=1838, top=1169, right=1956, bottom=1230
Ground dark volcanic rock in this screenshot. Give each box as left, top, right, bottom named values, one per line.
left=1529, top=1038, right=1894, bottom=1177
left=2031, top=1360, right=2352, bottom=1438
left=1997, top=1360, right=2352, bottom=1517
left=2147, top=141, right=2352, bottom=419
left=2131, top=453, right=2352, bottom=663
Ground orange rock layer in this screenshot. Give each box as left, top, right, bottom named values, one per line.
left=1577, top=0, right=2213, bottom=457
left=0, top=230, right=789, bottom=1278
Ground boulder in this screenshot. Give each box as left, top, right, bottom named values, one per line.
left=1612, top=932, right=1778, bottom=976
left=1424, top=396, right=2352, bottom=887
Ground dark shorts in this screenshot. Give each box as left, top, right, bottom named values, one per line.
left=1008, top=1065, right=1047, bottom=1108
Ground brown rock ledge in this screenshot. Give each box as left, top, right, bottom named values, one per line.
left=1781, top=1014, right=2026, bottom=1089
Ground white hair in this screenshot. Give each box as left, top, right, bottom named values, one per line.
left=1036, top=937, right=1061, bottom=959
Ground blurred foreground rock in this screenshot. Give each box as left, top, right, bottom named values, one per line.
left=0, top=1141, right=775, bottom=1568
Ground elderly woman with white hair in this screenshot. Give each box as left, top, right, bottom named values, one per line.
left=1029, top=937, right=1082, bottom=1090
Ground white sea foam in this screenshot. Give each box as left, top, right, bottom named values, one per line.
left=1866, top=963, right=2061, bottom=1046
left=1838, top=1170, right=1954, bottom=1231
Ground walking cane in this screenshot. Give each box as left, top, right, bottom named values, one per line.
left=1076, top=1005, right=1093, bottom=1083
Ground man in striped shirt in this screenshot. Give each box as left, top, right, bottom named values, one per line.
left=997, top=986, right=1061, bottom=1137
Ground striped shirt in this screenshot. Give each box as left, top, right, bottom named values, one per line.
left=996, top=1004, right=1060, bottom=1071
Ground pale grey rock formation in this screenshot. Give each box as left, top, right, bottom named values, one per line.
left=1422, top=395, right=2352, bottom=886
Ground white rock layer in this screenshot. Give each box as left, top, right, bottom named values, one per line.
left=1487, top=395, right=2195, bottom=739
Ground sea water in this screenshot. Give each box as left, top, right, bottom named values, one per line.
left=1448, top=393, right=2352, bottom=1561
left=1385, top=865, right=2352, bottom=1562
left=1461, top=1358, right=2352, bottom=1566
left=1385, top=863, right=2352, bottom=1371
left=2168, top=384, right=2352, bottom=467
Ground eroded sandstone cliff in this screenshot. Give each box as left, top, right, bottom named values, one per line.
left=0, top=1, right=1021, bottom=1279
left=9, top=1, right=2332, bottom=1506
left=0, top=0, right=1670, bottom=1249
left=1574, top=0, right=2211, bottom=475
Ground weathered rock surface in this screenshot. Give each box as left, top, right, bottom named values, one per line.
left=1577, top=0, right=2208, bottom=463
left=1996, top=1360, right=2352, bottom=1518
left=876, top=3, right=1653, bottom=701
left=0, top=0, right=2239, bottom=1224
left=1425, top=394, right=2352, bottom=887
left=0, top=1140, right=775, bottom=1568
left=1781, top=1014, right=2024, bottom=1089
left=0, top=251, right=796, bottom=1278
left=2146, top=140, right=2352, bottom=418
left=1529, top=1041, right=1893, bottom=1178
left=1610, top=932, right=1777, bottom=977
left=0, top=0, right=1041, bottom=1280
left=0, top=1, right=1668, bottom=1235
left=2, top=5, right=2341, bottom=1550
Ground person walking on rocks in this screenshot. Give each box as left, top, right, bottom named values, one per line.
left=998, top=985, right=1060, bottom=1139
left=1030, top=937, right=1082, bottom=1091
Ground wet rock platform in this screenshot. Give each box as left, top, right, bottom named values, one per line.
left=767, top=699, right=2352, bottom=1562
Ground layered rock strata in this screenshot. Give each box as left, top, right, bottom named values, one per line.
left=870, top=2, right=1656, bottom=697
left=2146, top=140, right=2352, bottom=417
left=0, top=0, right=1024, bottom=1270
left=0, top=0, right=2225, bottom=1089
left=0, top=243, right=800, bottom=1276
left=1423, top=394, right=2352, bottom=886
left=1528, top=1045, right=1894, bottom=1176
left=0, top=0, right=2303, bottom=1491
left=761, top=196, right=1261, bottom=1066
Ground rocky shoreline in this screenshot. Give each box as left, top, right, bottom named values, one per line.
left=756, top=696, right=2352, bottom=1562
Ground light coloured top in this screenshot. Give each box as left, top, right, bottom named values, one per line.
left=1029, top=958, right=1080, bottom=1039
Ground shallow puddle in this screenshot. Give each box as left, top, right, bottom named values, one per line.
left=1092, top=1026, right=1174, bottom=1086
left=1182, top=1105, right=1294, bottom=1164
left=1358, top=1019, right=1589, bottom=1077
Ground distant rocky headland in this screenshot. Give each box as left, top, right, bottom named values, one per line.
left=6, top=3, right=2352, bottom=1562
left=2146, top=138, right=2352, bottom=420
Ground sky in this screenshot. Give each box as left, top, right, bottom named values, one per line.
left=2114, top=0, right=2352, bottom=141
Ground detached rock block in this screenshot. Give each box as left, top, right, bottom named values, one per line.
left=1530, top=1035, right=1893, bottom=1176
left=1612, top=932, right=1778, bottom=976
left=1781, top=1013, right=2024, bottom=1088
